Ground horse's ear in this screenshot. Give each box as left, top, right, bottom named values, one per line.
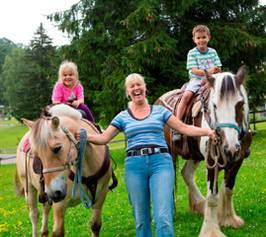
left=235, top=65, right=246, bottom=86
left=51, top=116, right=60, bottom=129
left=21, top=118, right=34, bottom=129
left=204, top=70, right=215, bottom=87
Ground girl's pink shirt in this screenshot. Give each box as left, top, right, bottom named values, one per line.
left=52, top=82, right=84, bottom=103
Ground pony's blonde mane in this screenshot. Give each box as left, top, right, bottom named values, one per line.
left=30, top=118, right=52, bottom=153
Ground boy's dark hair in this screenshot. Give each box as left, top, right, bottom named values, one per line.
left=192, top=25, right=210, bottom=36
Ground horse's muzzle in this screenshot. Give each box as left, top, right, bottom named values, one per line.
left=224, top=143, right=241, bottom=162
left=46, top=176, right=67, bottom=202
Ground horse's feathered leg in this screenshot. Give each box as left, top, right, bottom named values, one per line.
left=199, top=168, right=226, bottom=237
left=218, top=159, right=244, bottom=228
left=181, top=160, right=205, bottom=214
left=41, top=203, right=51, bottom=236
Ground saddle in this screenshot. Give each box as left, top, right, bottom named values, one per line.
left=159, top=81, right=210, bottom=160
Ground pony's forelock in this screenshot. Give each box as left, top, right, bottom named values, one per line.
left=213, top=72, right=237, bottom=102
left=30, top=118, right=51, bottom=153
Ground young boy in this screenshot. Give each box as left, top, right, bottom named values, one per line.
left=174, top=25, right=222, bottom=140
left=177, top=25, right=222, bottom=119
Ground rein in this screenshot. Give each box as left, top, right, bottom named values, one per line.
left=71, top=129, right=93, bottom=208
left=42, top=126, right=79, bottom=174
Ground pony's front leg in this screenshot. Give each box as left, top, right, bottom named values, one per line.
left=181, top=160, right=205, bottom=213
left=40, top=203, right=51, bottom=237
left=218, top=159, right=244, bottom=228
left=52, top=202, right=66, bottom=237
left=91, top=207, right=102, bottom=237
left=199, top=169, right=226, bottom=237
left=26, top=186, right=39, bottom=237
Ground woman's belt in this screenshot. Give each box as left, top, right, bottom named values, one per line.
left=127, top=147, right=168, bottom=157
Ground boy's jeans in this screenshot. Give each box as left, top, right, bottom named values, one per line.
left=125, top=152, right=175, bottom=237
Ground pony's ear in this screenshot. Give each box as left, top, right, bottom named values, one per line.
left=51, top=116, right=60, bottom=129
left=206, top=75, right=215, bottom=87
left=21, top=118, right=34, bottom=128
left=235, top=65, right=246, bottom=86
left=204, top=70, right=215, bottom=87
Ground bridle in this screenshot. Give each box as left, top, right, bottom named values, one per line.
left=41, top=126, right=79, bottom=174
left=201, top=87, right=243, bottom=170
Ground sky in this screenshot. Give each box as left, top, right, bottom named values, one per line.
left=0, top=0, right=265, bottom=47
left=0, top=0, right=79, bottom=47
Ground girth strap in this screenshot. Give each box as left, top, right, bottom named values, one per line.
left=69, top=145, right=111, bottom=204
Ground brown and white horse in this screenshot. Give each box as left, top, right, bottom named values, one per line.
left=15, top=104, right=116, bottom=237
left=156, top=66, right=252, bottom=237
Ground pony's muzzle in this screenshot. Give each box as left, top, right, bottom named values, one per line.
left=46, top=175, right=67, bottom=202
left=224, top=143, right=241, bottom=161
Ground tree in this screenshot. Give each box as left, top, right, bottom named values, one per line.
left=2, top=24, right=57, bottom=120
left=49, top=0, right=266, bottom=123
left=0, top=38, right=16, bottom=106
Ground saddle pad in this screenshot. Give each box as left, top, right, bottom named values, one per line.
left=22, top=137, right=31, bottom=154
left=159, top=89, right=182, bottom=113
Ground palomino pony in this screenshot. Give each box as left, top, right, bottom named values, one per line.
left=156, top=66, right=252, bottom=237
left=15, top=104, right=116, bottom=237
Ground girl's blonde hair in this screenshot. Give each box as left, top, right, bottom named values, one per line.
left=58, top=60, right=79, bottom=84
left=124, top=73, right=148, bottom=107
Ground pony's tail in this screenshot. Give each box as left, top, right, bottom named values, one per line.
left=14, top=170, right=24, bottom=197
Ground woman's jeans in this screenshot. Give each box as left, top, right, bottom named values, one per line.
left=125, top=152, right=175, bottom=237
left=77, top=103, right=95, bottom=123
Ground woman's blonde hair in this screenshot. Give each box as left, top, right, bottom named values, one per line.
left=58, top=60, right=79, bottom=84
left=124, top=73, right=148, bottom=107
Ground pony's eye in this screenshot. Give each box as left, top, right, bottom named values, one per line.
left=53, top=146, right=62, bottom=154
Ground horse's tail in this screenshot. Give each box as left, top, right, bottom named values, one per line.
left=109, top=170, right=118, bottom=191
left=14, top=169, right=24, bottom=197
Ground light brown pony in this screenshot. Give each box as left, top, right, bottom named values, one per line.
left=15, top=104, right=115, bottom=237
left=156, top=66, right=252, bottom=237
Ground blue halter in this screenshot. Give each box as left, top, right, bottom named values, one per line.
left=216, top=123, right=241, bottom=134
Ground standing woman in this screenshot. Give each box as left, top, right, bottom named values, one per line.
left=77, top=73, right=215, bottom=237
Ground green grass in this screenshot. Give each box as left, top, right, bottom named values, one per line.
left=0, top=119, right=126, bottom=152
left=0, top=123, right=265, bottom=236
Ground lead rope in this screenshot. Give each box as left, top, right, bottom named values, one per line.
left=71, top=128, right=93, bottom=208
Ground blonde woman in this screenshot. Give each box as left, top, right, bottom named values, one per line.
left=76, top=73, right=216, bottom=237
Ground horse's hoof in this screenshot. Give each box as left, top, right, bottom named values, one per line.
left=189, top=195, right=205, bottom=214
left=219, top=215, right=244, bottom=228
left=41, top=230, right=49, bottom=237
left=199, top=229, right=227, bottom=237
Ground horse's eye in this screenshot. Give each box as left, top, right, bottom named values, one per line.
left=213, top=103, right=217, bottom=109
left=53, top=146, right=62, bottom=154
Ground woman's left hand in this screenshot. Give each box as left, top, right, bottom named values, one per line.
left=208, top=129, right=217, bottom=140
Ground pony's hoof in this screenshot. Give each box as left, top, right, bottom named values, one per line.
left=41, top=230, right=49, bottom=237
left=199, top=228, right=227, bottom=237
left=219, top=215, right=244, bottom=228
left=189, top=197, right=205, bottom=214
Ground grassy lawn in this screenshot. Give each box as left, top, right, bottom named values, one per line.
left=0, top=119, right=126, bottom=152
left=0, top=122, right=265, bottom=236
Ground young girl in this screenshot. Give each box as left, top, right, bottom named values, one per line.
left=52, top=60, right=95, bottom=122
